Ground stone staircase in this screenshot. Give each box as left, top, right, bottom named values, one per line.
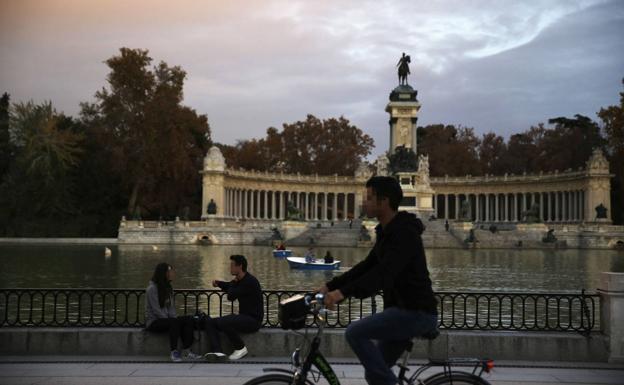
left=286, top=220, right=362, bottom=247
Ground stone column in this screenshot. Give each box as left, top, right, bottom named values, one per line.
left=475, top=194, right=480, bottom=222
left=237, top=190, right=242, bottom=218
left=484, top=194, right=489, bottom=222
left=555, top=191, right=560, bottom=222
left=271, top=191, right=276, bottom=219
left=512, top=194, right=517, bottom=221
left=563, top=191, right=568, bottom=222
left=540, top=192, right=545, bottom=222
left=455, top=195, right=460, bottom=220
left=333, top=193, right=338, bottom=221
left=280, top=192, right=286, bottom=219
left=323, top=193, right=328, bottom=221
left=495, top=194, right=499, bottom=221
left=444, top=194, right=449, bottom=220
left=598, top=272, right=624, bottom=363
left=304, top=192, right=310, bottom=221
left=354, top=192, right=362, bottom=219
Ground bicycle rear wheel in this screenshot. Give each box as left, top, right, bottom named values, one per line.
left=242, top=373, right=314, bottom=385
left=422, top=371, right=491, bottom=385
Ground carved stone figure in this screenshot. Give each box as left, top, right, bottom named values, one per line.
left=396, top=52, right=411, bottom=86
left=203, top=146, right=226, bottom=171
left=206, top=199, right=217, bottom=215
left=595, top=203, right=608, bottom=219
left=376, top=154, right=390, bottom=176
left=286, top=201, right=301, bottom=220
left=458, top=200, right=472, bottom=222
left=271, top=227, right=283, bottom=240
left=542, top=229, right=557, bottom=243
left=464, top=229, right=478, bottom=244
left=355, top=162, right=372, bottom=179
left=522, top=203, right=541, bottom=223
left=359, top=225, right=371, bottom=241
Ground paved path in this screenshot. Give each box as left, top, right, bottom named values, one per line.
left=1, top=357, right=623, bottom=385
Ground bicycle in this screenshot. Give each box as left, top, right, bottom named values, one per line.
left=243, top=293, right=494, bottom=385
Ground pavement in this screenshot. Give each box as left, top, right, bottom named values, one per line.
left=1, top=356, right=623, bottom=385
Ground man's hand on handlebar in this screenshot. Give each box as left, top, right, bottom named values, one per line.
left=324, top=289, right=344, bottom=310
left=317, top=284, right=329, bottom=294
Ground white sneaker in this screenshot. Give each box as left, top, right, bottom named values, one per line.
left=183, top=350, right=202, bottom=360
left=228, top=346, right=248, bottom=360
left=204, top=352, right=227, bottom=362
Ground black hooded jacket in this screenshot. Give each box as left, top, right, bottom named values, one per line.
left=326, top=211, right=437, bottom=314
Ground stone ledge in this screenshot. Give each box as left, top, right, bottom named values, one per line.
left=0, top=328, right=609, bottom=362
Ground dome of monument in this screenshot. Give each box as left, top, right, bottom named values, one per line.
left=389, top=84, right=418, bottom=101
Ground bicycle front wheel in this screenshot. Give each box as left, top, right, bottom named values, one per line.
left=423, top=371, right=491, bottom=385
left=242, top=373, right=314, bottom=385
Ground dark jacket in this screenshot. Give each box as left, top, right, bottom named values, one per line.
left=217, top=272, right=264, bottom=322
left=326, top=212, right=437, bottom=314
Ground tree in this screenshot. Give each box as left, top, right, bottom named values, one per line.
left=0, top=93, right=11, bottom=180
left=0, top=101, right=84, bottom=235
left=478, top=132, right=506, bottom=175
left=221, top=115, right=374, bottom=175
left=598, top=78, right=624, bottom=224
left=417, top=124, right=481, bottom=176
left=81, top=48, right=211, bottom=219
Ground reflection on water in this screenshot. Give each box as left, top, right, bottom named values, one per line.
left=0, top=244, right=622, bottom=293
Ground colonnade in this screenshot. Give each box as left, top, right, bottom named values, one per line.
left=222, top=189, right=359, bottom=220
left=433, top=190, right=586, bottom=223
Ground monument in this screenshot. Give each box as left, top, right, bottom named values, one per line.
left=379, top=52, right=434, bottom=217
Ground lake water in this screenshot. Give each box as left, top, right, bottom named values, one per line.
left=1, top=244, right=623, bottom=293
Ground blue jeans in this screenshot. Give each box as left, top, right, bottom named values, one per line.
left=345, top=307, right=438, bottom=385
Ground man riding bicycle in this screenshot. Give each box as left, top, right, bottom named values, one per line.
left=320, top=176, right=438, bottom=385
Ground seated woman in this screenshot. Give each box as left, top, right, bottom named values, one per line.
left=145, top=262, right=201, bottom=362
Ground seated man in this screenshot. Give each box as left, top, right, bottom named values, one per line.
left=204, top=255, right=263, bottom=361
left=323, top=251, right=334, bottom=264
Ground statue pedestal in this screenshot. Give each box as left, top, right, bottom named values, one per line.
left=281, top=220, right=308, bottom=241
left=516, top=223, right=548, bottom=232
left=454, top=221, right=474, bottom=231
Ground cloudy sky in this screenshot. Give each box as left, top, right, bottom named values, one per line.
left=1, top=0, right=623, bottom=157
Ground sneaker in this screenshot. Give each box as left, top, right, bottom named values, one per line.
left=228, top=346, right=248, bottom=360
left=204, top=352, right=228, bottom=362
left=183, top=350, right=202, bottom=360
left=170, top=350, right=182, bottom=362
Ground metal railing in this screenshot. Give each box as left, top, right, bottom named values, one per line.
left=0, top=288, right=600, bottom=334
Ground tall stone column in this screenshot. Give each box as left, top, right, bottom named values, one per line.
left=455, top=195, right=460, bottom=220
left=386, top=84, right=421, bottom=153
left=444, top=194, right=449, bottom=220
left=485, top=195, right=489, bottom=222
left=495, top=194, right=499, bottom=222
left=555, top=192, right=560, bottom=222
left=512, top=194, right=517, bottom=221
left=280, top=192, right=286, bottom=219
left=333, top=193, right=338, bottom=221
left=323, top=193, right=328, bottom=221
left=304, top=193, right=309, bottom=221
left=263, top=190, right=268, bottom=219
left=200, top=146, right=227, bottom=219
left=354, top=192, right=362, bottom=219
left=475, top=194, right=480, bottom=222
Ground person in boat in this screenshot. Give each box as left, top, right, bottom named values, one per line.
left=304, top=248, right=316, bottom=263
left=276, top=243, right=286, bottom=251
left=319, top=176, right=438, bottom=385
left=324, top=251, right=334, bottom=264
left=204, top=255, right=263, bottom=361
